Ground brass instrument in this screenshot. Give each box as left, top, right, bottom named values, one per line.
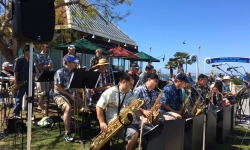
left=76, top=88, right=92, bottom=114
left=8, top=80, right=27, bottom=92
left=90, top=98, right=144, bottom=150
left=192, top=88, right=203, bottom=116
left=148, top=88, right=163, bottom=123
left=181, top=93, right=191, bottom=117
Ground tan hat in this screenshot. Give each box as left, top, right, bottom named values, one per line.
left=92, top=58, right=109, bottom=68
left=222, top=76, right=231, bottom=80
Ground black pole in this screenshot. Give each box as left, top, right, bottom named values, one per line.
left=185, top=57, right=187, bottom=73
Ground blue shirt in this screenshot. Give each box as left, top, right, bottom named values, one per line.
left=133, top=84, right=158, bottom=110
left=53, top=67, right=76, bottom=98
left=242, top=75, right=249, bottom=85
left=160, top=83, right=182, bottom=112
left=222, top=82, right=231, bottom=93
left=13, top=55, right=35, bottom=82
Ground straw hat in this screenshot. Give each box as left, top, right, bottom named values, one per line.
left=222, top=76, right=231, bottom=81
left=92, top=58, right=109, bottom=68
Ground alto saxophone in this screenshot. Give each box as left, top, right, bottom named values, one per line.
left=90, top=98, right=144, bottom=150
left=148, top=88, right=163, bottom=123
left=8, top=80, right=27, bottom=92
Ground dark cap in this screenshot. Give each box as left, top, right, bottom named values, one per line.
left=131, top=63, right=139, bottom=68
left=147, top=73, right=159, bottom=80
left=175, top=73, right=189, bottom=83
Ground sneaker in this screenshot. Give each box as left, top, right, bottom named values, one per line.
left=14, top=115, right=21, bottom=119
left=64, top=132, right=74, bottom=142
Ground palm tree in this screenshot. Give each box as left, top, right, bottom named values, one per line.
left=173, top=52, right=193, bottom=72
left=164, top=61, right=177, bottom=78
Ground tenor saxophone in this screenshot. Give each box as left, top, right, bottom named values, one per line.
left=8, top=80, right=27, bottom=92
left=90, top=98, right=144, bottom=150
left=148, top=88, right=163, bottom=123
left=192, top=88, right=203, bottom=116
left=181, top=93, right=191, bottom=117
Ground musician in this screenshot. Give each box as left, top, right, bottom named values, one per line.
left=90, top=49, right=102, bottom=69
left=13, top=45, right=36, bottom=119
left=160, top=73, right=189, bottom=120
left=34, top=44, right=54, bottom=111
left=133, top=73, right=160, bottom=123
left=138, top=64, right=154, bottom=85
left=222, top=76, right=235, bottom=95
left=0, top=62, right=14, bottom=86
left=54, top=55, right=83, bottom=142
left=189, top=74, right=209, bottom=107
left=62, top=45, right=81, bottom=68
left=128, top=63, right=139, bottom=81
left=242, top=72, right=249, bottom=86
left=96, top=73, right=148, bottom=150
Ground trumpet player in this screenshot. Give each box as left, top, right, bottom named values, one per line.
left=13, top=45, right=36, bottom=119
left=54, top=55, right=83, bottom=142
left=160, top=73, right=189, bottom=120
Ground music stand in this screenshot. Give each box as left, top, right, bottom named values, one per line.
left=36, top=71, right=55, bottom=116
left=68, top=69, right=100, bottom=148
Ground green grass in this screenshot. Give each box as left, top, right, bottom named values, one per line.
left=0, top=107, right=250, bottom=150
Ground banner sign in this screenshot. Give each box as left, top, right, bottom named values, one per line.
left=205, top=57, right=250, bottom=64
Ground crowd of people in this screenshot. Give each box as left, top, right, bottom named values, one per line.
left=0, top=44, right=248, bottom=150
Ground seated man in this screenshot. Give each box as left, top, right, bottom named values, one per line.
left=160, top=73, right=189, bottom=120
left=54, top=55, right=83, bottom=142
left=96, top=73, right=148, bottom=150
left=133, top=73, right=160, bottom=124
left=0, top=62, right=14, bottom=86
left=222, top=76, right=235, bottom=96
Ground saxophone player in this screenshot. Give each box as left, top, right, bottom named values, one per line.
left=133, top=73, right=160, bottom=123
left=13, top=45, right=36, bottom=119
left=96, top=73, right=148, bottom=150
left=160, top=73, right=189, bottom=120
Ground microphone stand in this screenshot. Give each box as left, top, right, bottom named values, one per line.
left=186, top=77, right=216, bottom=150
left=216, top=66, right=231, bottom=77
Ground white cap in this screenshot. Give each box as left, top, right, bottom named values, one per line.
left=2, top=62, right=13, bottom=67
left=68, top=45, right=76, bottom=50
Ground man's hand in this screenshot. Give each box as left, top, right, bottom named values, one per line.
left=100, top=122, right=108, bottom=133
left=156, top=103, right=162, bottom=109
left=142, top=110, right=152, bottom=118
left=69, top=94, right=76, bottom=101
left=14, top=80, right=20, bottom=89
left=142, top=117, right=150, bottom=124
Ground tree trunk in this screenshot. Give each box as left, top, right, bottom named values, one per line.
left=170, top=67, right=173, bottom=78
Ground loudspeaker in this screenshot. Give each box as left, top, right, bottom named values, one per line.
left=11, top=0, right=55, bottom=43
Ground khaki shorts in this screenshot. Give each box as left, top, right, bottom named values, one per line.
left=55, top=96, right=83, bottom=112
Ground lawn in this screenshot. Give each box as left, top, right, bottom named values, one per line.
left=0, top=106, right=250, bottom=150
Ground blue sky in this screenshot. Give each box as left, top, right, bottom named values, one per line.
left=115, top=0, right=250, bottom=75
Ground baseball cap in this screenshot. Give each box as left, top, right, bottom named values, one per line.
left=64, top=55, right=79, bottom=63
left=68, top=45, right=76, bottom=50
left=147, top=73, right=159, bottom=80
left=175, top=73, right=189, bottom=83
left=2, top=62, right=13, bottom=67
left=132, top=63, right=139, bottom=68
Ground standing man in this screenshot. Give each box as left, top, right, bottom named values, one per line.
left=34, top=44, right=54, bottom=111
left=160, top=73, right=189, bottom=120
left=54, top=55, right=83, bottom=142
left=139, top=64, right=154, bottom=85
left=90, top=49, right=102, bottom=69
left=242, top=72, right=249, bottom=87
left=62, top=45, right=81, bottom=68
left=13, top=45, right=36, bottom=119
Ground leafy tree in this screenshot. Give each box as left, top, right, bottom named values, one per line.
left=0, top=0, right=132, bottom=63
left=164, top=60, right=177, bottom=78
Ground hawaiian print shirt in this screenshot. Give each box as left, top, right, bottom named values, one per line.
left=34, top=52, right=54, bottom=79
left=160, top=83, right=182, bottom=112
left=53, top=67, right=75, bottom=98
left=133, top=84, right=158, bottom=110
left=189, top=83, right=210, bottom=107
left=90, top=56, right=100, bottom=68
